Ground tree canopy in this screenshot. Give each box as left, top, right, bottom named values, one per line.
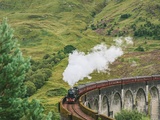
left=0, top=18, right=52, bottom=120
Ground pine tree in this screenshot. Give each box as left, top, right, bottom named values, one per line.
left=21, top=99, right=52, bottom=120
left=0, top=18, right=30, bottom=119
left=0, top=19, right=52, bottom=120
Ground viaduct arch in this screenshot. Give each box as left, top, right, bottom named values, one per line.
left=82, top=77, right=160, bottom=120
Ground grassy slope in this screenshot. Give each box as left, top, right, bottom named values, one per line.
left=0, top=0, right=106, bottom=59
left=0, top=0, right=160, bottom=113
left=92, top=0, right=160, bottom=37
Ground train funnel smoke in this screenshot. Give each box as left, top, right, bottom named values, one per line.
left=63, top=37, right=133, bottom=87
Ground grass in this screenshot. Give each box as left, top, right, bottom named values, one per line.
left=0, top=0, right=160, bottom=115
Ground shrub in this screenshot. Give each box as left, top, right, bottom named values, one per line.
left=57, top=50, right=66, bottom=60
left=135, top=45, right=145, bottom=52
left=25, top=81, right=36, bottom=96
left=64, top=45, right=76, bottom=54
left=33, top=78, right=45, bottom=89
left=133, top=20, right=160, bottom=39
left=91, top=24, right=97, bottom=30
left=43, top=54, right=50, bottom=59
left=25, top=48, right=67, bottom=96
left=91, top=11, right=96, bottom=17
left=115, top=110, right=143, bottom=120
left=120, top=14, right=131, bottom=19
left=42, top=68, right=52, bottom=79
left=32, top=72, right=46, bottom=89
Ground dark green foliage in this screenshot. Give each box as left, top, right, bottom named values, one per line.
left=43, top=54, right=50, bottom=59
left=107, top=30, right=111, bottom=35
left=91, top=24, right=97, bottom=30
left=131, top=24, right=136, bottom=31
left=0, top=19, right=52, bottom=120
left=120, top=14, right=131, bottom=19
left=133, top=20, right=160, bottom=39
left=115, top=110, right=143, bottom=120
left=25, top=49, right=68, bottom=96
left=64, top=45, right=76, bottom=54
left=25, top=81, right=36, bottom=96
left=42, top=68, right=52, bottom=78
left=98, top=22, right=107, bottom=29
left=32, top=72, right=46, bottom=89
left=46, top=88, right=67, bottom=97
left=91, top=11, right=96, bottom=17
left=135, top=45, right=145, bottom=52
left=57, top=50, right=66, bottom=60
left=91, top=20, right=107, bottom=30
left=115, top=0, right=124, bottom=3
left=21, top=99, right=52, bottom=120
left=26, top=69, right=50, bottom=90
left=0, top=18, right=30, bottom=120
left=28, top=15, right=43, bottom=19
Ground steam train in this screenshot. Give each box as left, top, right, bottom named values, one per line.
left=66, top=75, right=160, bottom=103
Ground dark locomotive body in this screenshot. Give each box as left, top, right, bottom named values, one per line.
left=66, top=87, right=78, bottom=103
left=66, top=75, right=160, bottom=103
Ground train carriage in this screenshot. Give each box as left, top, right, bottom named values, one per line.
left=152, top=75, right=160, bottom=81
left=122, top=77, right=136, bottom=85
left=136, top=76, right=152, bottom=82
left=96, top=80, right=109, bottom=89
left=65, top=75, right=160, bottom=104
left=77, top=84, right=87, bottom=95
left=85, top=82, right=97, bottom=92
left=108, top=79, right=122, bottom=86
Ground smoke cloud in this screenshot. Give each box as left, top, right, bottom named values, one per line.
left=114, top=36, right=133, bottom=47
left=63, top=37, right=133, bottom=87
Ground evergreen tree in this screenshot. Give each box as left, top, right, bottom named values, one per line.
left=21, top=99, right=52, bottom=120
left=0, top=18, right=30, bottom=120
left=0, top=19, right=52, bottom=120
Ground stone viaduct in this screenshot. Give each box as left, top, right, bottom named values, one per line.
left=81, top=76, right=160, bottom=120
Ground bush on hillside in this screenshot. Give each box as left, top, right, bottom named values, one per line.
left=64, top=45, right=76, bottom=54
left=42, top=68, right=52, bottom=79
left=25, top=47, right=72, bottom=96
left=135, top=45, right=145, bottom=52
left=43, top=54, right=50, bottom=59
left=91, top=24, right=97, bottom=30
left=25, top=81, right=36, bottom=96
left=120, top=14, right=131, bottom=19
left=115, top=110, right=144, bottom=120
left=32, top=72, right=46, bottom=89
left=133, top=20, right=160, bottom=39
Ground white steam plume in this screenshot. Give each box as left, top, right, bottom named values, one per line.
left=63, top=37, right=133, bottom=87
left=114, top=36, right=133, bottom=47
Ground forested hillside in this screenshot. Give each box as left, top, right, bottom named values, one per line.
left=0, top=0, right=160, bottom=119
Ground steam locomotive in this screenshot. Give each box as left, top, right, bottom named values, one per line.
left=66, top=75, right=160, bottom=103
left=66, top=87, right=78, bottom=103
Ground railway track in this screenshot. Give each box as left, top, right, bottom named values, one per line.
left=63, top=101, right=95, bottom=120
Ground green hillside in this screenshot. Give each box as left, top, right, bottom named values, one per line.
left=0, top=0, right=160, bottom=116
left=92, top=0, right=160, bottom=38
left=0, top=0, right=107, bottom=59
left=0, top=0, right=159, bottom=58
